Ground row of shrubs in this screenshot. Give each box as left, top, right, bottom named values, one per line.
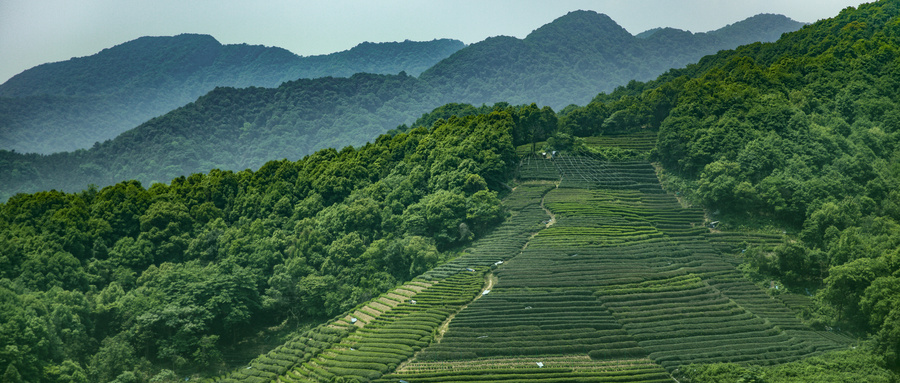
left=420, top=183, right=556, bottom=281
left=483, top=175, right=825, bottom=375
left=205, top=326, right=350, bottom=382
left=283, top=269, right=488, bottom=381
left=378, top=365, right=673, bottom=383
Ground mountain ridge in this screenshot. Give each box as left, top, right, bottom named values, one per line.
left=0, top=35, right=464, bottom=154
left=0, top=11, right=805, bottom=200
left=420, top=11, right=804, bottom=108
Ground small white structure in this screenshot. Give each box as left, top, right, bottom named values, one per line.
left=482, top=290, right=491, bottom=295
left=350, top=317, right=358, bottom=323
left=536, top=362, right=544, bottom=368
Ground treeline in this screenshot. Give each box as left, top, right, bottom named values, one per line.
left=0, top=35, right=464, bottom=154
left=0, top=105, right=561, bottom=381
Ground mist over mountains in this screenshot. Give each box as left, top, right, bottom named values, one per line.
left=421, top=12, right=804, bottom=108
left=0, top=36, right=464, bottom=154
left=0, top=11, right=804, bottom=200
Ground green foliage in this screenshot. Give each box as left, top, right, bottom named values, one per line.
left=600, top=0, right=900, bottom=370
left=0, top=109, right=518, bottom=380
left=1, top=2, right=899, bottom=381
left=515, top=1, right=900, bottom=374
left=682, top=348, right=893, bottom=382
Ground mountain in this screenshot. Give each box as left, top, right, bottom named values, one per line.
left=2, top=1, right=900, bottom=381
left=0, top=35, right=464, bottom=154
left=0, top=12, right=804, bottom=201
left=0, top=73, right=440, bottom=201
left=419, top=11, right=805, bottom=108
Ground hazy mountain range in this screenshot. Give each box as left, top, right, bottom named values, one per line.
left=0, top=11, right=804, bottom=200
left=0, top=36, right=465, bottom=154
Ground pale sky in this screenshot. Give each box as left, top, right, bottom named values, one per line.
left=0, top=0, right=872, bottom=84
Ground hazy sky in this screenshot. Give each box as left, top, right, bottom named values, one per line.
left=0, top=0, right=872, bottom=84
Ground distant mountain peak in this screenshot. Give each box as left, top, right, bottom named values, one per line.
left=635, top=27, right=691, bottom=39
left=707, top=13, right=805, bottom=44
left=526, top=10, right=633, bottom=44
left=105, top=33, right=223, bottom=52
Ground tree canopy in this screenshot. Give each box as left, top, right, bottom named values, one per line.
left=0, top=106, right=530, bottom=380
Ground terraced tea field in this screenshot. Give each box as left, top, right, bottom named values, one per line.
left=382, top=155, right=852, bottom=381
left=582, top=131, right=657, bottom=153
left=209, top=182, right=560, bottom=383
left=379, top=357, right=671, bottom=383
left=213, top=137, right=853, bottom=382
left=210, top=270, right=488, bottom=383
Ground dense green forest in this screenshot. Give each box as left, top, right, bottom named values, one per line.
left=0, top=11, right=803, bottom=201
left=3, top=1, right=900, bottom=381
left=0, top=104, right=558, bottom=382
left=0, top=35, right=464, bottom=154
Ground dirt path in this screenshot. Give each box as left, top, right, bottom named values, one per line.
left=395, top=183, right=556, bottom=372
left=396, top=272, right=496, bottom=372
left=540, top=185, right=558, bottom=229
left=521, top=183, right=558, bottom=252
left=435, top=273, right=496, bottom=339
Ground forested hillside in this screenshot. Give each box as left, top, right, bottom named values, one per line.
left=3, top=1, right=900, bottom=381
left=236, top=0, right=900, bottom=380
left=0, top=35, right=464, bottom=154
left=561, top=0, right=900, bottom=377
left=0, top=104, right=555, bottom=382
left=0, top=12, right=802, bottom=201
